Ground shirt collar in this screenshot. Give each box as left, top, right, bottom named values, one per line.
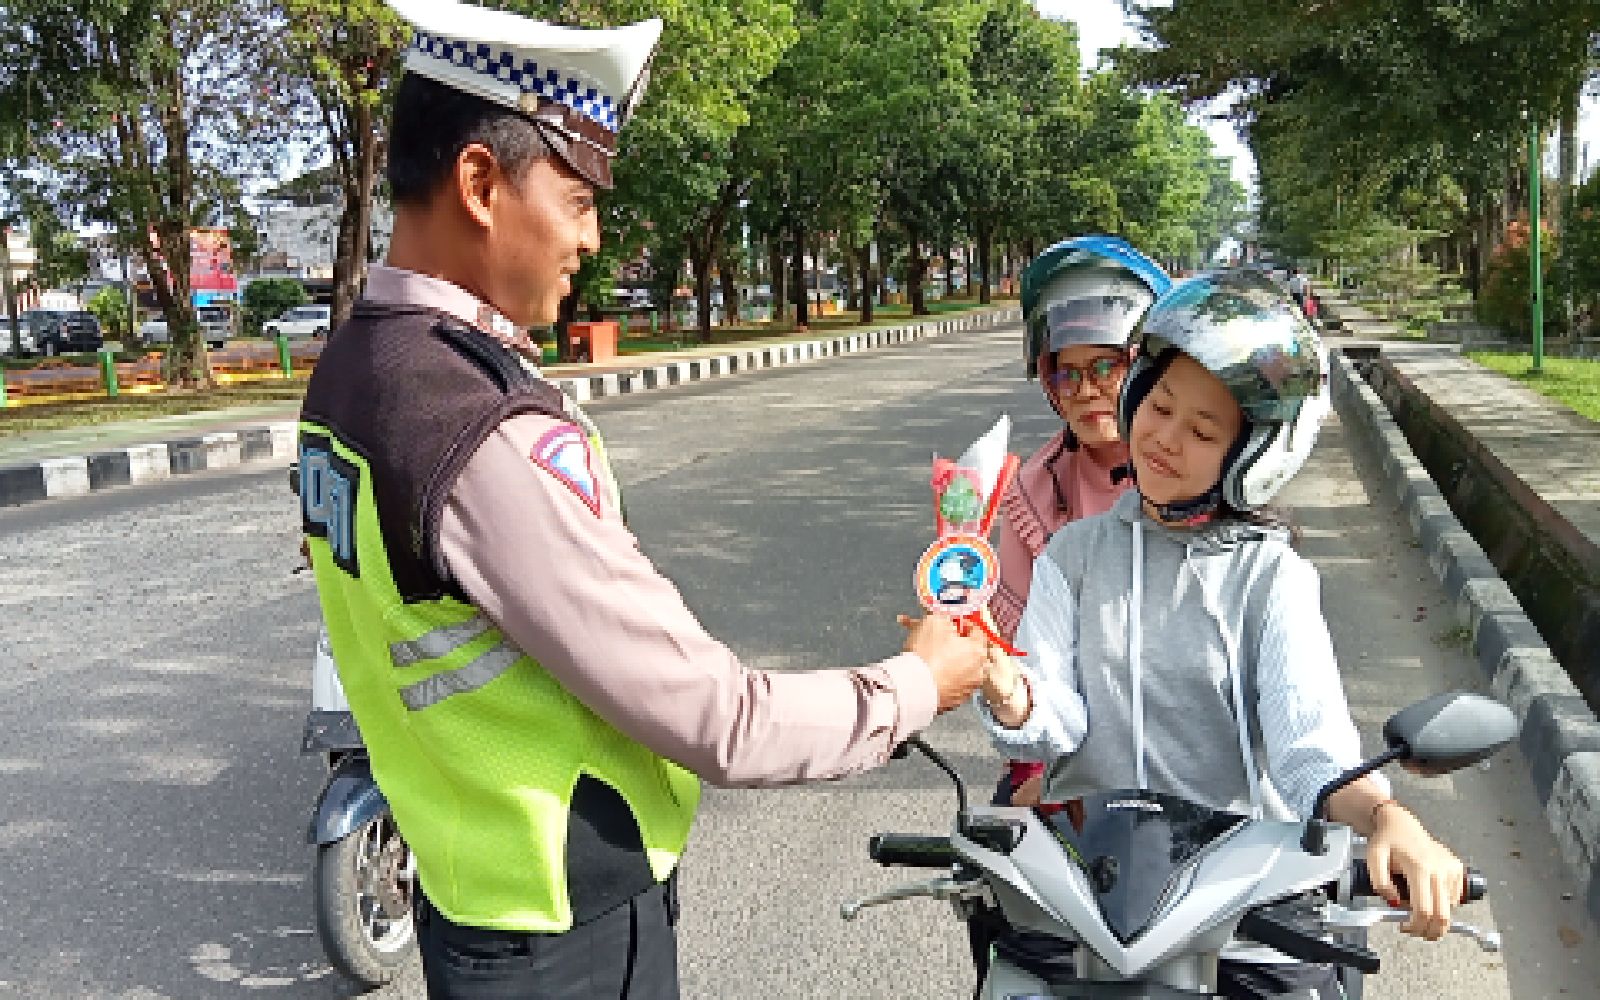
left=363, top=264, right=536, bottom=356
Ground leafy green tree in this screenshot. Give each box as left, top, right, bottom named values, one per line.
left=87, top=285, right=131, bottom=342
left=1121, top=0, right=1599, bottom=296
left=279, top=0, right=410, bottom=328
left=0, top=0, right=292, bottom=387
left=243, top=277, right=309, bottom=337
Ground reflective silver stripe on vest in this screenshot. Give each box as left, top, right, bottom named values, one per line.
left=399, top=642, right=522, bottom=710
left=389, top=615, right=494, bottom=668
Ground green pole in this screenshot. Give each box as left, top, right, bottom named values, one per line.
left=276, top=334, right=293, bottom=377
left=619, top=313, right=629, bottom=338
left=99, top=347, right=119, bottom=398
left=0, top=366, right=8, bottom=408
left=1529, top=122, right=1545, bottom=374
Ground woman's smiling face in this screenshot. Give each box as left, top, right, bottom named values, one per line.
left=1129, top=353, right=1244, bottom=509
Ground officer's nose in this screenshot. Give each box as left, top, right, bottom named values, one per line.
left=578, top=212, right=601, bottom=257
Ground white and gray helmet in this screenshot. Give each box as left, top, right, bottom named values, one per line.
left=1116, top=269, right=1330, bottom=516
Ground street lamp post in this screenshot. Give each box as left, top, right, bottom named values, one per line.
left=1529, top=121, right=1545, bottom=374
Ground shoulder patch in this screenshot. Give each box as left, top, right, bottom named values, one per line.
left=531, top=424, right=602, bottom=516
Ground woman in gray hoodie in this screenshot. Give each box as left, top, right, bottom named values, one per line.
left=976, top=269, right=1466, bottom=1000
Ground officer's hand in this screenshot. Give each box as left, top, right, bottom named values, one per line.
left=898, top=614, right=989, bottom=713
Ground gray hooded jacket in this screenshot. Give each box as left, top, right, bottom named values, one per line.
left=977, top=489, right=1384, bottom=820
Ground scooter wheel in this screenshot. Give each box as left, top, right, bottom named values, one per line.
left=314, top=810, right=417, bottom=987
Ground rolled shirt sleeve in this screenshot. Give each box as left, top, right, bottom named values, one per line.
left=975, top=554, right=1088, bottom=762
left=1256, top=556, right=1390, bottom=818
left=437, top=412, right=938, bottom=788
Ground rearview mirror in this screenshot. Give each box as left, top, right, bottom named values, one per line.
left=1383, top=691, right=1518, bottom=775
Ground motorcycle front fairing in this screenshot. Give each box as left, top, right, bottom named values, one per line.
left=955, top=790, right=1355, bottom=982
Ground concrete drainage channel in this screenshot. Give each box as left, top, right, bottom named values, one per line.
left=1332, top=346, right=1600, bottom=923
left=0, top=308, right=1022, bottom=510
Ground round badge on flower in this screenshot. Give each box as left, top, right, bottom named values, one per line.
left=915, top=534, right=998, bottom=618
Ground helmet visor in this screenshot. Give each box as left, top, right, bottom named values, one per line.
left=1138, top=271, right=1324, bottom=424
left=1030, top=266, right=1155, bottom=354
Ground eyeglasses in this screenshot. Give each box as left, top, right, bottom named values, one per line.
left=1047, top=356, right=1128, bottom=396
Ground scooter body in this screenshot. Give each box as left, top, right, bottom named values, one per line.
left=302, top=628, right=418, bottom=987
left=846, top=691, right=1517, bottom=998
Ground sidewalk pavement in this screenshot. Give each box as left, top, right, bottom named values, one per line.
left=0, top=306, right=1020, bottom=509
left=1333, top=337, right=1600, bottom=925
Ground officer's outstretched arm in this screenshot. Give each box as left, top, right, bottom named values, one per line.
left=437, top=412, right=941, bottom=787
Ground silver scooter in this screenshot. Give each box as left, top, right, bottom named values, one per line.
left=845, top=691, right=1516, bottom=998
left=291, top=464, right=419, bottom=988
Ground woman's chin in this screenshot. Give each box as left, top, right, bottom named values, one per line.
left=1071, top=424, right=1122, bottom=450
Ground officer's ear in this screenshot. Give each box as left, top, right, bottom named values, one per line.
left=454, top=143, right=500, bottom=233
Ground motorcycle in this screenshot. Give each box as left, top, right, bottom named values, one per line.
left=844, top=691, right=1517, bottom=999
left=291, top=463, right=419, bottom=988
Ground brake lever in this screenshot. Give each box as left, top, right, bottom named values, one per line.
left=1320, top=903, right=1501, bottom=952
left=840, top=876, right=982, bottom=921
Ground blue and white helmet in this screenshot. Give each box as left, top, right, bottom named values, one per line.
left=1117, top=268, right=1331, bottom=516
left=1021, top=235, right=1171, bottom=379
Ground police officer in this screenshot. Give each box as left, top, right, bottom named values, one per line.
left=296, top=2, right=990, bottom=997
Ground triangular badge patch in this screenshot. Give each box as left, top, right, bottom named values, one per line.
left=531, top=424, right=601, bottom=516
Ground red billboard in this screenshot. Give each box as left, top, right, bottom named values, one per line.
left=189, top=228, right=238, bottom=293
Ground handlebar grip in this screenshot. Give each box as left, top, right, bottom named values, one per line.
left=868, top=834, right=957, bottom=868
left=1351, top=860, right=1486, bottom=903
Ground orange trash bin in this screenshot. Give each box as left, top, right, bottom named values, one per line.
left=566, top=321, right=619, bottom=363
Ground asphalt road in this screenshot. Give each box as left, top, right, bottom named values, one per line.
left=0, top=322, right=1595, bottom=999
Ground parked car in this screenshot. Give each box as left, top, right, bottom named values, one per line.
left=20, top=310, right=103, bottom=356
left=197, top=305, right=233, bottom=348
left=264, top=304, right=332, bottom=340
left=138, top=307, right=232, bottom=349
left=3, top=320, right=36, bottom=356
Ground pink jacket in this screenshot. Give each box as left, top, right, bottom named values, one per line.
left=990, top=431, right=1132, bottom=789
left=992, top=431, right=1133, bottom=644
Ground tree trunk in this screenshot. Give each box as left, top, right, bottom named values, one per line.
left=330, top=95, right=376, bottom=332
left=0, top=228, right=19, bottom=356
left=841, top=244, right=858, bottom=312
left=857, top=243, right=875, bottom=324
left=718, top=246, right=740, bottom=328
left=150, top=58, right=209, bottom=389
left=907, top=224, right=928, bottom=316
left=945, top=241, right=957, bottom=301
left=977, top=224, right=994, bottom=305
left=690, top=238, right=714, bottom=343
left=790, top=219, right=809, bottom=329
left=810, top=234, right=823, bottom=319
left=767, top=237, right=786, bottom=326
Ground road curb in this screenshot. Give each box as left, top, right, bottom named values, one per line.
left=0, top=306, right=1021, bottom=510
left=1332, top=350, right=1600, bottom=923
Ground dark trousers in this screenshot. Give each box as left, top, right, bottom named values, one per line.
left=416, top=879, right=680, bottom=999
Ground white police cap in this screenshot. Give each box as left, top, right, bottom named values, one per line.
left=385, top=0, right=663, bottom=189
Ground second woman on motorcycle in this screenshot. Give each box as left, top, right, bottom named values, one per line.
left=990, top=235, right=1171, bottom=806
left=977, top=269, right=1468, bottom=1000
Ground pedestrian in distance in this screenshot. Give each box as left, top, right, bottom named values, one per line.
left=1287, top=266, right=1310, bottom=312
left=295, top=2, right=991, bottom=997
left=975, top=269, right=1469, bottom=1000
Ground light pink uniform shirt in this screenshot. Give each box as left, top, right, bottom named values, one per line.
left=362, top=266, right=938, bottom=787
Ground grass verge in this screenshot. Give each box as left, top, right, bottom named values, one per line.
left=0, top=381, right=306, bottom=437
left=1468, top=352, right=1600, bottom=422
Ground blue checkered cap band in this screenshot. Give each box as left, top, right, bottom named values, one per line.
left=413, top=31, right=620, bottom=132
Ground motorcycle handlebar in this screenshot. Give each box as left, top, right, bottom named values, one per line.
left=869, top=834, right=958, bottom=868
left=1351, top=859, right=1487, bottom=904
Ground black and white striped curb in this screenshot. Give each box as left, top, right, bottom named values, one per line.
left=0, top=425, right=300, bottom=508
left=1332, top=350, right=1600, bottom=923
left=546, top=308, right=1021, bottom=403
left=0, top=307, right=1022, bottom=510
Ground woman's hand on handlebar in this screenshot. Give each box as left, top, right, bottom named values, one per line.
left=1365, top=804, right=1466, bottom=941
